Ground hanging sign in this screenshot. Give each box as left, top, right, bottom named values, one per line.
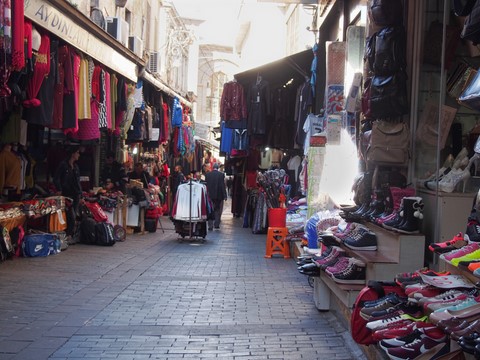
left=24, top=0, right=137, bottom=82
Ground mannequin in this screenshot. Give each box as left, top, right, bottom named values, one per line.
left=0, top=143, right=22, bottom=196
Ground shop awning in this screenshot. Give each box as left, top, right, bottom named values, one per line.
left=194, top=135, right=219, bottom=150
left=25, top=0, right=144, bottom=83
left=234, top=49, right=314, bottom=88
left=143, top=72, right=193, bottom=108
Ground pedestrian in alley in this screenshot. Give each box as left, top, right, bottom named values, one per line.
left=205, top=162, right=227, bottom=230
left=53, top=146, right=82, bottom=236
left=171, top=165, right=186, bottom=198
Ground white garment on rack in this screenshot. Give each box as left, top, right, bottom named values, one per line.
left=173, top=182, right=206, bottom=221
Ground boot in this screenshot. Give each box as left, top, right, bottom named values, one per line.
left=382, top=197, right=406, bottom=230
left=394, top=197, right=424, bottom=234
left=366, top=189, right=386, bottom=222
left=376, top=187, right=416, bottom=225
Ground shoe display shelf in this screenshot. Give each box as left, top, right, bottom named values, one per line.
left=431, top=259, right=479, bottom=360
left=312, top=223, right=425, bottom=360
left=418, top=188, right=475, bottom=268
left=314, top=222, right=425, bottom=309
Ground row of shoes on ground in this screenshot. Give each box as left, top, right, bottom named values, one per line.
left=368, top=267, right=480, bottom=358
left=340, top=187, right=424, bottom=234
left=297, top=246, right=366, bottom=284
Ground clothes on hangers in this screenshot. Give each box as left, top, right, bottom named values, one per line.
left=171, top=181, right=208, bottom=221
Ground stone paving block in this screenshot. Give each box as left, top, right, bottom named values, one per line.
left=0, top=212, right=366, bottom=360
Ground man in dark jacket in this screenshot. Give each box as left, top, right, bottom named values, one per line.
left=100, top=151, right=128, bottom=192
left=205, top=163, right=227, bottom=230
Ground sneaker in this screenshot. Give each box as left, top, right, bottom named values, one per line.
left=426, top=296, right=473, bottom=312
left=329, top=258, right=366, bottom=284
left=366, top=313, right=428, bottom=331
left=440, top=242, right=480, bottom=263
left=429, top=233, right=468, bottom=254
left=405, top=284, right=443, bottom=300
left=314, top=246, right=345, bottom=269
left=418, top=289, right=469, bottom=306
left=342, top=228, right=378, bottom=251
left=466, top=220, right=480, bottom=242
left=335, top=222, right=367, bottom=240
left=451, top=248, right=480, bottom=266
left=395, top=268, right=450, bottom=288
left=366, top=303, right=423, bottom=321
left=466, top=261, right=480, bottom=272
left=379, top=325, right=445, bottom=350
left=371, top=321, right=432, bottom=342
left=363, top=292, right=408, bottom=309
left=385, top=336, right=446, bottom=360
left=360, top=294, right=408, bottom=320
left=324, top=256, right=351, bottom=276
left=432, top=295, right=480, bottom=315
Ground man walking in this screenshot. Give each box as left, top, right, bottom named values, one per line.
left=205, top=163, right=227, bottom=230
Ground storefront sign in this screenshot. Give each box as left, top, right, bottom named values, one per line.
left=25, top=0, right=137, bottom=82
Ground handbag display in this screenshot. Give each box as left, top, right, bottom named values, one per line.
left=366, top=120, right=410, bottom=165
left=458, top=70, right=480, bottom=111
left=369, top=72, right=409, bottom=119
left=454, top=0, right=480, bottom=44
left=447, top=62, right=477, bottom=100
left=415, top=100, right=458, bottom=149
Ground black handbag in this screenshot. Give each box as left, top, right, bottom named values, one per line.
left=458, top=70, right=480, bottom=111
left=370, top=72, right=409, bottom=119
left=454, top=0, right=480, bottom=45
left=368, top=0, right=403, bottom=26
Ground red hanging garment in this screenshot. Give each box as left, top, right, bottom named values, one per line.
left=11, top=0, right=24, bottom=71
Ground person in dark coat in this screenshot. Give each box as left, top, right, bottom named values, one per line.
left=128, top=162, right=151, bottom=188
left=171, top=165, right=185, bottom=198
left=100, top=151, right=128, bottom=193
left=205, top=163, right=227, bottom=230
left=53, top=146, right=82, bottom=236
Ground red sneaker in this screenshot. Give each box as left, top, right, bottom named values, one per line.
left=372, top=321, right=431, bottom=341
left=429, top=233, right=468, bottom=254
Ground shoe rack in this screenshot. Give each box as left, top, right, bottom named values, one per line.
left=314, top=222, right=425, bottom=311
left=419, top=188, right=475, bottom=268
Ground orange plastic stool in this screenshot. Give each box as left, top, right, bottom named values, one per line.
left=265, top=227, right=290, bottom=258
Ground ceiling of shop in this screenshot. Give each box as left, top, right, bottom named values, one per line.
left=233, top=49, right=314, bottom=89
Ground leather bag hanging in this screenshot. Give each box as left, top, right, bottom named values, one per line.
left=366, top=120, right=410, bottom=165
left=458, top=70, right=480, bottom=111
left=454, top=0, right=480, bottom=45
left=369, top=71, right=409, bottom=119
left=368, top=0, right=403, bottom=26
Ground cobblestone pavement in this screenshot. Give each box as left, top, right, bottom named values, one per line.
left=0, top=207, right=366, bottom=360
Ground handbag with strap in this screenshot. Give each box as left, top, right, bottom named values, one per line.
left=454, top=0, right=480, bottom=45
left=458, top=70, right=480, bottom=111
left=366, top=120, right=410, bottom=165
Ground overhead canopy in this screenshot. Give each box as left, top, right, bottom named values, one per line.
left=234, top=49, right=314, bottom=89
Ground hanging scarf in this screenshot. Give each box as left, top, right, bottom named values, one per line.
left=11, top=0, right=24, bottom=70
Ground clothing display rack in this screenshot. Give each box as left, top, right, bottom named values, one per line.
left=171, top=179, right=208, bottom=242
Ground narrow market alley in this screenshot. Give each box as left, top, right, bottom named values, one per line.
left=0, top=201, right=365, bottom=360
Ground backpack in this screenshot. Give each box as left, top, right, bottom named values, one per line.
left=372, top=27, right=407, bottom=76
left=350, top=280, right=406, bottom=345
left=366, top=120, right=410, bottom=165
left=95, top=222, right=116, bottom=246
left=80, top=217, right=97, bottom=245
left=369, top=0, right=403, bottom=26
left=0, top=226, right=15, bottom=261
left=369, top=71, right=409, bottom=119
left=84, top=202, right=108, bottom=222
